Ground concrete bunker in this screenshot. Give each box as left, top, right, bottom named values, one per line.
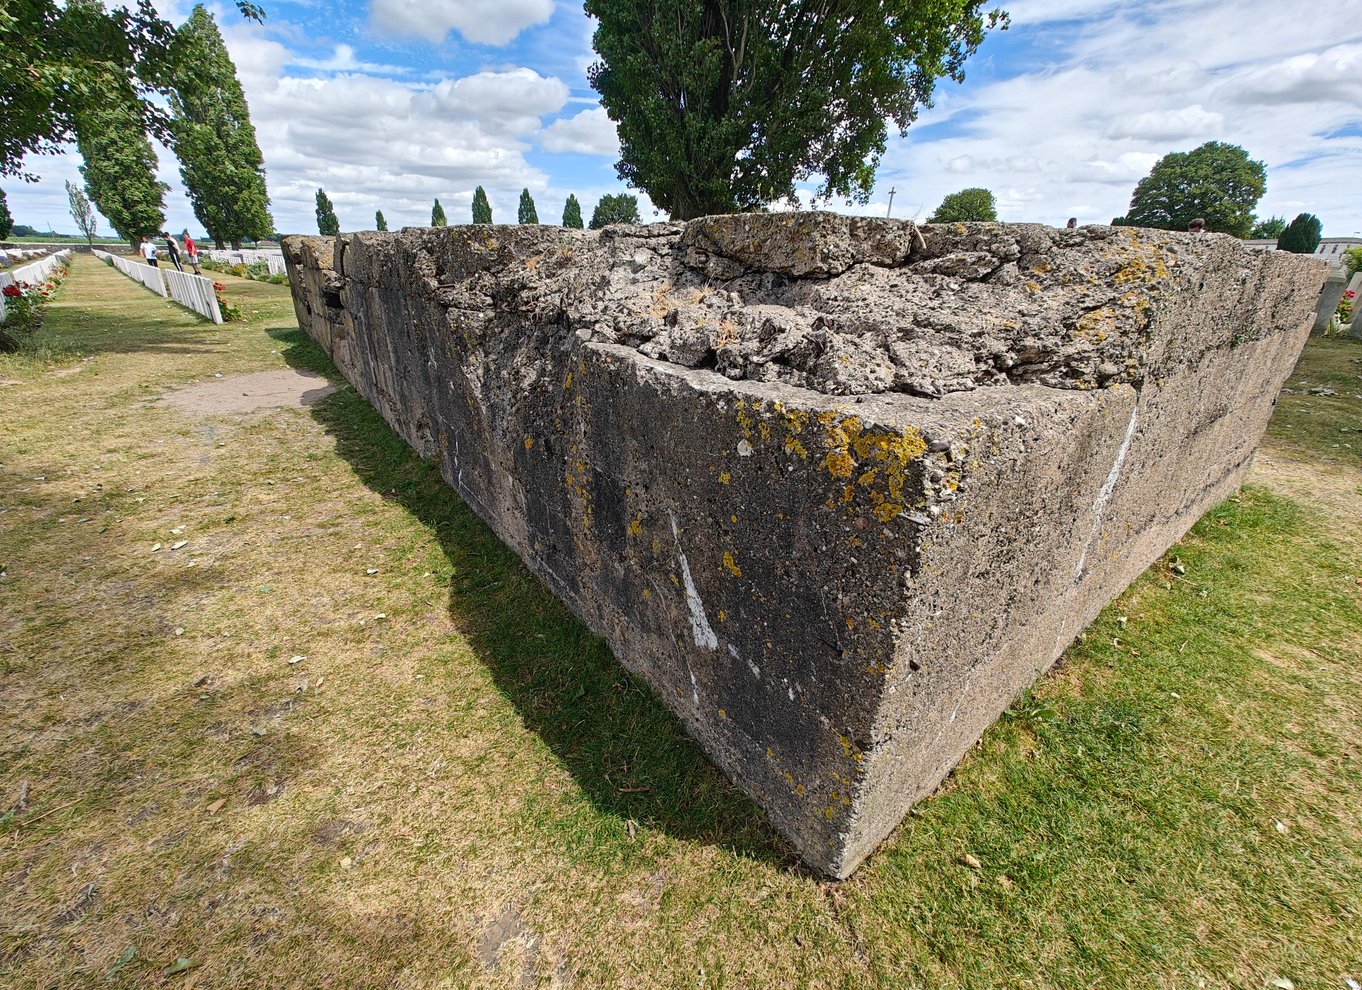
left=284, top=215, right=1324, bottom=878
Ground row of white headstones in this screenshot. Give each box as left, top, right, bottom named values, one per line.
left=0, top=249, right=72, bottom=322
left=92, top=250, right=224, bottom=324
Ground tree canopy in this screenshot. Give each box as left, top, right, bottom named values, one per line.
left=589, top=193, right=641, bottom=229
left=75, top=75, right=168, bottom=250
left=518, top=189, right=539, bottom=224
left=0, top=189, right=12, bottom=240
left=1276, top=213, right=1322, bottom=254
left=1120, top=142, right=1266, bottom=238
left=1, top=0, right=263, bottom=179
left=562, top=194, right=583, bottom=229
left=315, top=188, right=339, bottom=236
left=168, top=5, right=272, bottom=250
left=472, top=187, right=492, bottom=224
left=1250, top=215, right=1286, bottom=239
left=929, top=187, right=997, bottom=223
left=432, top=199, right=447, bottom=226
left=375, top=210, right=388, bottom=231
left=585, top=0, right=1006, bottom=219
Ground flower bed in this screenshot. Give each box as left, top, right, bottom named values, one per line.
left=1, top=263, right=69, bottom=351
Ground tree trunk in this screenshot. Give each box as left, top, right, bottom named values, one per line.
left=230, top=239, right=242, bottom=250
left=214, top=238, right=225, bottom=250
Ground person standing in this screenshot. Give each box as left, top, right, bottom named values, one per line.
left=140, top=236, right=159, bottom=266
left=161, top=232, right=184, bottom=272
left=181, top=230, right=201, bottom=275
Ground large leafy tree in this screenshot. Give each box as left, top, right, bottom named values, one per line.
left=1119, top=142, right=1266, bottom=238
left=562, top=194, right=583, bottom=229
left=66, top=179, right=98, bottom=244
left=75, top=77, right=167, bottom=250
left=518, top=188, right=539, bottom=224
left=1250, top=215, right=1286, bottom=239
left=375, top=210, right=388, bottom=231
left=167, top=5, right=272, bottom=250
left=589, top=193, right=641, bottom=229
left=929, top=187, right=996, bottom=222
left=1276, top=213, right=1322, bottom=254
left=586, top=0, right=1006, bottom=219
left=1, top=0, right=263, bottom=180
left=471, top=186, right=492, bottom=224
left=0, top=189, right=12, bottom=239
left=315, top=188, right=339, bottom=235
left=431, top=199, right=447, bottom=226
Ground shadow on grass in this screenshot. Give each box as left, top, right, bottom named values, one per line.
left=270, top=325, right=794, bottom=870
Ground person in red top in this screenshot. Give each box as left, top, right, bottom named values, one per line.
left=181, top=230, right=202, bottom=274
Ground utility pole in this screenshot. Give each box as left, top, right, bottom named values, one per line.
left=886, top=188, right=896, bottom=218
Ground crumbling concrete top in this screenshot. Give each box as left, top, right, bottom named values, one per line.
left=285, top=216, right=1323, bottom=878
left=375, top=214, right=1321, bottom=399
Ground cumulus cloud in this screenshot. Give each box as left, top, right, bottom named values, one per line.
left=1217, top=44, right=1362, bottom=107
left=539, top=107, right=618, bottom=155
left=369, top=0, right=553, bottom=46
left=291, top=44, right=411, bottom=75
left=1105, top=105, right=1224, bottom=142
left=869, top=0, right=1362, bottom=231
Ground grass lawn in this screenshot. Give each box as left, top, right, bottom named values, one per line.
left=1, top=256, right=1359, bottom=989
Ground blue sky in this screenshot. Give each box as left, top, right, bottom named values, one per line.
left=8, top=0, right=1362, bottom=237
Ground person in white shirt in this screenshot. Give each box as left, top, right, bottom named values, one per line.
left=140, top=236, right=159, bottom=266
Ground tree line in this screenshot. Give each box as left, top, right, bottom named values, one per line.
left=1, top=3, right=271, bottom=252
left=314, top=188, right=642, bottom=235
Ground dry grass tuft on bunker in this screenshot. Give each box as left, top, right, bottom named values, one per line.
left=1, top=256, right=1359, bottom=988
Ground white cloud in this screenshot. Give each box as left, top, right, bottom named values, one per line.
left=428, top=69, right=568, bottom=134
left=539, top=107, right=618, bottom=155
left=369, top=0, right=553, bottom=46
left=1217, top=44, right=1362, bottom=107
left=870, top=0, right=1362, bottom=232
left=1105, top=105, right=1224, bottom=142
left=291, top=43, right=410, bottom=75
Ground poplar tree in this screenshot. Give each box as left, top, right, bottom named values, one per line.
left=375, top=210, right=388, bottom=231
left=168, top=5, right=273, bottom=250
left=0, top=190, right=12, bottom=240
left=472, top=186, right=492, bottom=224
left=586, top=0, right=1006, bottom=218
left=431, top=199, right=447, bottom=226
left=518, top=188, right=539, bottom=224
left=315, top=188, right=340, bottom=236
left=66, top=180, right=98, bottom=244
left=75, top=78, right=167, bottom=251
left=562, top=194, right=583, bottom=229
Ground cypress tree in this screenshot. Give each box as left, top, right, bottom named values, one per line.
left=471, top=186, right=492, bottom=224
left=375, top=210, right=388, bottom=231
left=75, top=78, right=167, bottom=251
left=517, top=188, right=539, bottom=224
left=168, top=5, right=272, bottom=250
left=315, top=188, right=339, bottom=236
left=562, top=194, right=583, bottom=229
left=431, top=199, right=447, bottom=226
left=0, top=189, right=12, bottom=240
left=1276, top=213, right=1322, bottom=254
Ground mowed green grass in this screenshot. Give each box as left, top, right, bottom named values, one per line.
left=1, top=256, right=1359, bottom=989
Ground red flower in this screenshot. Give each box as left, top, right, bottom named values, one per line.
left=1, top=284, right=20, bottom=298
left=1346, top=290, right=1357, bottom=300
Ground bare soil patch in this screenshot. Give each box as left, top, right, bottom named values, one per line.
left=161, top=368, right=336, bottom=416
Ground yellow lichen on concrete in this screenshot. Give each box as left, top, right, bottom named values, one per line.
left=721, top=551, right=742, bottom=577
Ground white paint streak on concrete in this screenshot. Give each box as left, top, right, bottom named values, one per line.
left=671, top=511, right=718, bottom=650
left=1074, top=406, right=1139, bottom=582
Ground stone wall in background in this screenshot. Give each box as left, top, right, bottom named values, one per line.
left=284, top=216, right=1324, bottom=878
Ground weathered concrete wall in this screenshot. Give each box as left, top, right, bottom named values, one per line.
left=283, top=216, right=1324, bottom=878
